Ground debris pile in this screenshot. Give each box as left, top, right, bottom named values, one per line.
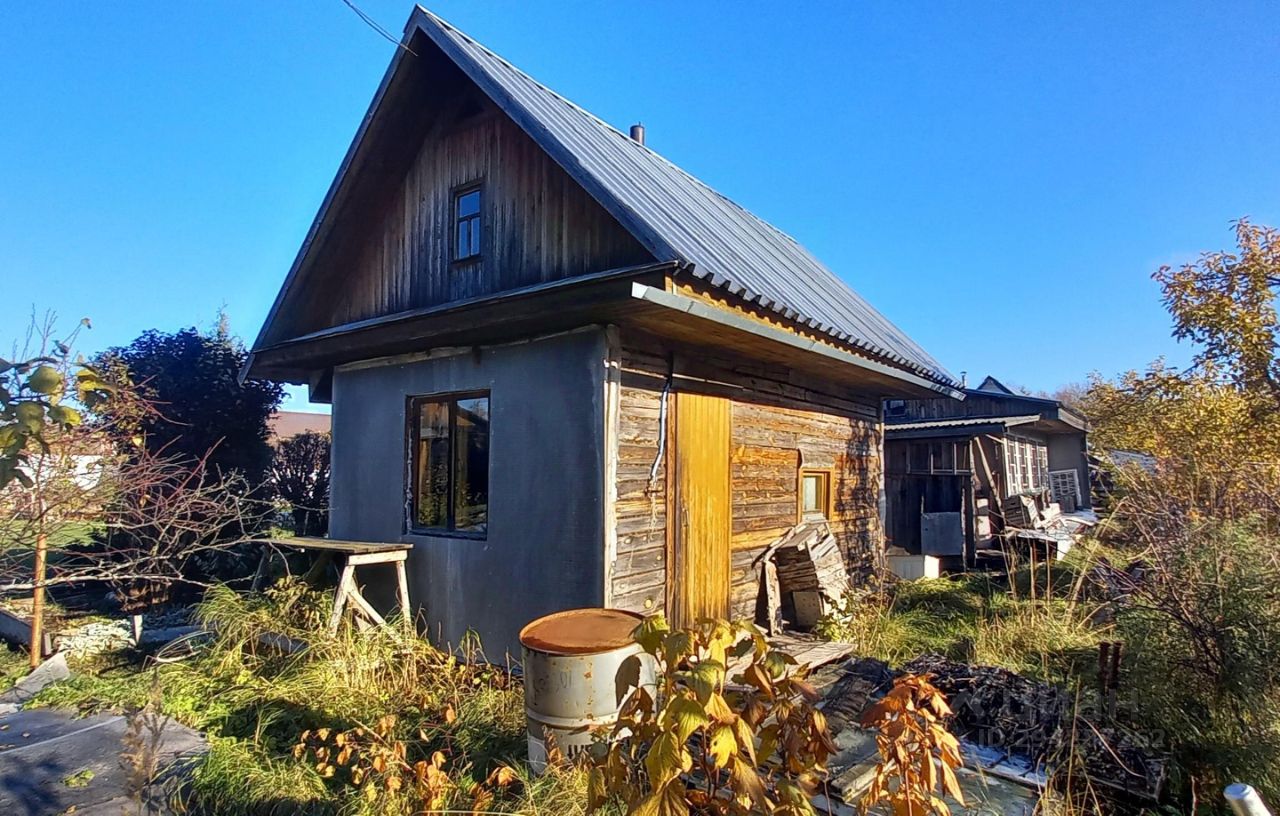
left=902, top=654, right=1068, bottom=761
left=900, top=654, right=1167, bottom=803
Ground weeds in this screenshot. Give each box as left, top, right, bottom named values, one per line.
left=35, top=579, right=551, bottom=815
left=817, top=567, right=1108, bottom=684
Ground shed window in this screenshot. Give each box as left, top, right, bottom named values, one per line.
left=1004, top=435, right=1049, bottom=496
left=452, top=186, right=482, bottom=261
left=411, top=393, right=490, bottom=534
left=799, top=470, right=832, bottom=520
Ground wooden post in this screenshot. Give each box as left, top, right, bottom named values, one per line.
left=395, top=562, right=412, bottom=635
left=29, top=528, right=47, bottom=670
left=328, top=564, right=355, bottom=634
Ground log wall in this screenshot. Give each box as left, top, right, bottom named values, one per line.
left=609, top=331, right=884, bottom=621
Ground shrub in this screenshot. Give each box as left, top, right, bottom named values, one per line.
left=1113, top=518, right=1280, bottom=806
left=589, top=615, right=835, bottom=816
left=861, top=674, right=965, bottom=816
left=270, top=431, right=330, bottom=536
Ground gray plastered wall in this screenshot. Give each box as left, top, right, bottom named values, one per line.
left=1047, top=432, right=1091, bottom=509
left=328, top=327, right=608, bottom=659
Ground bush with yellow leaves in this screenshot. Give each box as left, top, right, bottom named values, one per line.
left=859, top=674, right=964, bottom=816
left=588, top=615, right=836, bottom=816
left=294, top=712, right=519, bottom=813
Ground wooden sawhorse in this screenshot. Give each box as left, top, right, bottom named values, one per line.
left=255, top=537, right=414, bottom=635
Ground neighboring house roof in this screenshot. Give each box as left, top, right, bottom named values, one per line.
left=885, top=414, right=1044, bottom=439
left=974, top=375, right=1017, bottom=395
left=1101, top=449, right=1158, bottom=473
left=268, top=411, right=331, bottom=442
left=252, top=6, right=957, bottom=392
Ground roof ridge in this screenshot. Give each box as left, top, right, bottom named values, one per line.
left=424, top=9, right=817, bottom=253
left=413, top=6, right=957, bottom=389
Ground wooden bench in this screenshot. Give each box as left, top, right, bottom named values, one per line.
left=254, top=537, right=413, bottom=634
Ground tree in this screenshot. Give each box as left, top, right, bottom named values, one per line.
left=270, top=431, right=331, bottom=537
left=1, top=316, right=117, bottom=666
left=1155, top=218, right=1280, bottom=408
left=94, top=325, right=284, bottom=487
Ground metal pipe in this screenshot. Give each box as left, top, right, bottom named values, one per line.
left=1226, top=784, right=1273, bottom=816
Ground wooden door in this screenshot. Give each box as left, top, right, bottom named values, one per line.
left=668, top=391, right=731, bottom=627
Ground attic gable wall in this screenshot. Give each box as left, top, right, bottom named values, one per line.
left=269, top=40, right=653, bottom=343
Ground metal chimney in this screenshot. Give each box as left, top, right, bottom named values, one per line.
left=628, top=123, right=645, bottom=145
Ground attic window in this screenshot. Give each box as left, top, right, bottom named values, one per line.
left=452, top=184, right=482, bottom=262
left=886, top=399, right=906, bottom=418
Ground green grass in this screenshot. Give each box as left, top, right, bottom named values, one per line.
left=30, top=580, right=558, bottom=816
left=818, top=559, right=1111, bottom=684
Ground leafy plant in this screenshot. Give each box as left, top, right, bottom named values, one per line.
left=0, top=316, right=114, bottom=489
left=588, top=615, right=835, bottom=816
left=270, top=430, right=330, bottom=536
left=859, top=673, right=965, bottom=816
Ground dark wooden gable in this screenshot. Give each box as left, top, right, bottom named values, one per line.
left=264, top=31, right=654, bottom=345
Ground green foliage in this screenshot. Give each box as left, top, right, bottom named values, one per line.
left=270, top=431, right=330, bottom=536
left=1115, top=520, right=1280, bottom=807
left=39, top=580, right=546, bottom=815
left=1155, top=218, right=1280, bottom=405
left=0, top=318, right=114, bottom=489
left=93, top=326, right=284, bottom=487
left=816, top=572, right=1107, bottom=684
left=590, top=615, right=835, bottom=816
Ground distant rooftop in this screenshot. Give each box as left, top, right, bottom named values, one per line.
left=268, top=411, right=331, bottom=441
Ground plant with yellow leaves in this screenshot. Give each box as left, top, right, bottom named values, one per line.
left=588, top=615, right=836, bottom=816
left=294, top=713, right=518, bottom=813
left=859, top=674, right=964, bottom=816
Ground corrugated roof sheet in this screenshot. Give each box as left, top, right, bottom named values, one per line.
left=885, top=414, right=1043, bottom=432
left=414, top=8, right=956, bottom=389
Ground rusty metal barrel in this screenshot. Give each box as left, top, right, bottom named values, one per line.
left=519, top=608, right=655, bottom=771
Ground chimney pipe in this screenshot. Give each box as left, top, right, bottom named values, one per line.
left=629, top=123, right=645, bottom=145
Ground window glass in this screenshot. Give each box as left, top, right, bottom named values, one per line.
left=452, top=397, right=489, bottom=532
left=453, top=187, right=482, bottom=260
left=415, top=402, right=450, bottom=529
left=909, top=443, right=930, bottom=472
left=456, top=189, right=480, bottom=217
left=800, top=471, right=830, bottom=518
left=411, top=394, right=490, bottom=534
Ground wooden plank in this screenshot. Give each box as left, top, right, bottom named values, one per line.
left=669, top=391, right=731, bottom=625
left=0, top=608, right=53, bottom=658
left=328, top=564, right=355, bottom=634
left=263, top=537, right=411, bottom=555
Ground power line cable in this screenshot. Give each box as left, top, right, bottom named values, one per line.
left=338, top=0, right=417, bottom=55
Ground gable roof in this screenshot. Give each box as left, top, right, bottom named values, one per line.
left=252, top=6, right=957, bottom=391
left=975, top=375, right=1016, bottom=395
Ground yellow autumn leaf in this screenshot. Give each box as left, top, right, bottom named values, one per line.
left=707, top=724, right=736, bottom=769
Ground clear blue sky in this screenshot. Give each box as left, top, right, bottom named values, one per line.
left=4, top=2, right=1277, bottom=410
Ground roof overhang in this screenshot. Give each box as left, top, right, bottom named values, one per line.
left=245, top=266, right=959, bottom=401
left=626, top=284, right=965, bottom=400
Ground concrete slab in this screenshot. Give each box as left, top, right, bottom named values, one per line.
left=0, top=708, right=205, bottom=815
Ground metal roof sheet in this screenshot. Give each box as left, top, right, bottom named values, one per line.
left=885, top=414, right=1043, bottom=433
left=413, top=8, right=957, bottom=389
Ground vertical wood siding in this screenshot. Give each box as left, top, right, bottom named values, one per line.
left=283, top=104, right=652, bottom=340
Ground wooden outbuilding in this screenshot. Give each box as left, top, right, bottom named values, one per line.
left=883, top=376, right=1090, bottom=569
left=246, top=7, right=961, bottom=657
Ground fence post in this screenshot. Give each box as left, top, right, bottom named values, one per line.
left=1226, top=784, right=1272, bottom=816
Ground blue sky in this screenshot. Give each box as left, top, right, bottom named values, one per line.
left=3, top=1, right=1277, bottom=410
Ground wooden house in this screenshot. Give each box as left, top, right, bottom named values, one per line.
left=246, top=7, right=961, bottom=657
left=883, top=376, right=1090, bottom=568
